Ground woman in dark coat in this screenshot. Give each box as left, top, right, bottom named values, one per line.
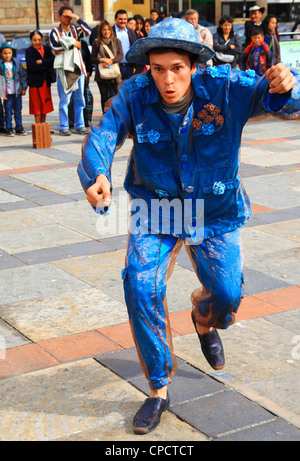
left=91, top=20, right=123, bottom=114
left=262, top=14, right=281, bottom=65
left=25, top=31, right=54, bottom=123
left=213, top=15, right=242, bottom=68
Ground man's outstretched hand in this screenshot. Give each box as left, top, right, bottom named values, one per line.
left=86, top=174, right=111, bottom=208
left=266, top=63, right=295, bottom=94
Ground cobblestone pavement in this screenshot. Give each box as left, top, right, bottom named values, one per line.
left=0, top=81, right=299, bottom=441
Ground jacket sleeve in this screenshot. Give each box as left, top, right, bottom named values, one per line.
left=112, top=39, right=124, bottom=64
left=78, top=84, right=132, bottom=193
left=200, top=28, right=213, bottom=49
left=19, top=61, right=28, bottom=90
left=229, top=68, right=300, bottom=125
left=212, top=33, right=228, bottom=53
left=50, top=28, right=65, bottom=54
left=234, top=33, right=242, bottom=55
left=240, top=51, right=248, bottom=71
left=264, top=68, right=300, bottom=119
left=75, top=19, right=91, bottom=39
left=91, top=40, right=100, bottom=66
left=44, top=46, right=55, bottom=69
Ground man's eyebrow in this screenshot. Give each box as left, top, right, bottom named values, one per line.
left=151, top=61, right=184, bottom=67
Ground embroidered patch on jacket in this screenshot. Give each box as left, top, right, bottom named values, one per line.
left=147, top=130, right=160, bottom=143
left=205, top=66, right=228, bottom=78
left=239, top=69, right=256, bottom=87
left=135, top=74, right=150, bottom=88
left=192, top=103, right=224, bottom=135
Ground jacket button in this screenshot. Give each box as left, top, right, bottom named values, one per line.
left=185, top=186, right=194, bottom=193
left=181, top=163, right=187, bottom=169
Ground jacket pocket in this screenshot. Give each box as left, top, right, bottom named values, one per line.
left=202, top=177, right=238, bottom=222
left=135, top=130, right=174, bottom=175
left=193, top=122, right=232, bottom=170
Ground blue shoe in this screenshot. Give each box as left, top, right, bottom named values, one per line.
left=133, top=391, right=170, bottom=434
left=191, top=313, right=225, bottom=370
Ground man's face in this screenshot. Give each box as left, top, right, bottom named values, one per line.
left=250, top=10, right=263, bottom=24
left=149, top=51, right=196, bottom=104
left=150, top=11, right=159, bottom=21
left=251, top=33, right=264, bottom=46
left=59, top=9, right=73, bottom=26
left=186, top=13, right=198, bottom=29
left=115, top=13, right=127, bottom=30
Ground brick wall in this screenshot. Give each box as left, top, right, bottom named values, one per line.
left=53, top=0, right=70, bottom=22
left=0, top=0, right=53, bottom=26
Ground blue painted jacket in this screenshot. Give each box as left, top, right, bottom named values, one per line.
left=78, top=65, right=300, bottom=241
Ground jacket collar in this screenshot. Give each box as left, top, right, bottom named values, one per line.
left=142, top=67, right=210, bottom=105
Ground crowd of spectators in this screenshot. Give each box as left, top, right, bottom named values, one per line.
left=0, top=5, right=298, bottom=136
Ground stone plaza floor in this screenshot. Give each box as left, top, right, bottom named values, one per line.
left=0, top=80, right=299, bottom=441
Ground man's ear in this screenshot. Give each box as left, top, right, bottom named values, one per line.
left=191, top=63, right=197, bottom=75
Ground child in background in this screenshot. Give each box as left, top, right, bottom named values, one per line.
left=0, top=75, right=5, bottom=134
left=240, top=28, right=272, bottom=76
left=0, top=42, right=28, bottom=136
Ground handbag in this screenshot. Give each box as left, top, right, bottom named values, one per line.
left=98, top=44, right=121, bottom=80
left=215, top=38, right=235, bottom=63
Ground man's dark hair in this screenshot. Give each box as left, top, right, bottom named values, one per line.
left=115, top=9, right=127, bottom=19
left=250, top=27, right=264, bottom=36
left=147, top=47, right=198, bottom=68
left=58, top=6, right=73, bottom=16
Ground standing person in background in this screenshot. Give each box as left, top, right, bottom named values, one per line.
left=112, top=9, right=138, bottom=81
left=0, top=42, right=27, bottom=137
left=127, top=18, right=137, bottom=32
left=150, top=9, right=160, bottom=24
left=50, top=6, right=91, bottom=136
left=291, top=17, right=300, bottom=40
left=69, top=39, right=94, bottom=128
left=0, top=33, right=5, bottom=47
left=134, top=15, right=146, bottom=38
left=241, top=28, right=272, bottom=76
left=262, top=14, right=281, bottom=64
left=185, top=9, right=213, bottom=65
left=282, top=17, right=300, bottom=40
left=144, top=18, right=154, bottom=37
left=91, top=20, right=123, bottom=114
left=26, top=31, right=54, bottom=124
left=213, top=16, right=242, bottom=68
left=0, top=33, right=6, bottom=133
left=244, top=5, right=265, bottom=47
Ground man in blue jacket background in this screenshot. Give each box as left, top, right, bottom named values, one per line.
left=78, top=18, right=299, bottom=434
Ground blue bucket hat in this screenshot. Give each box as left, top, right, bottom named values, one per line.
left=0, top=41, right=14, bottom=52
left=126, top=18, right=215, bottom=65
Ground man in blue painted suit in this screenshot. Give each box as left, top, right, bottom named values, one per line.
left=78, top=18, right=299, bottom=434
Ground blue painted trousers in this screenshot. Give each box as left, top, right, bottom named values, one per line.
left=122, top=230, right=244, bottom=390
